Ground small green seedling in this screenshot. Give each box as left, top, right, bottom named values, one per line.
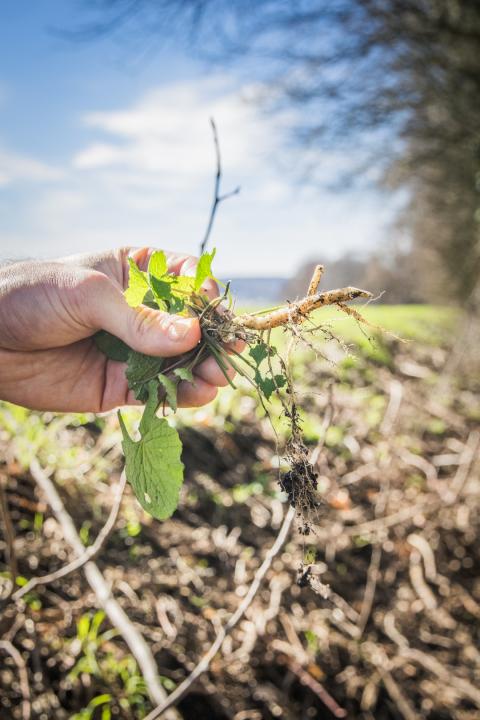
left=96, top=252, right=371, bottom=530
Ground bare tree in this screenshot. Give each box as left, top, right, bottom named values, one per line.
left=68, top=0, right=480, bottom=306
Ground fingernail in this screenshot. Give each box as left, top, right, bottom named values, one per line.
left=167, top=317, right=195, bottom=341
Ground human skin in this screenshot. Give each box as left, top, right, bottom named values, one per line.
left=0, top=247, right=238, bottom=413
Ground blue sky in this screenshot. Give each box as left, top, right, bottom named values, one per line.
left=0, top=1, right=397, bottom=276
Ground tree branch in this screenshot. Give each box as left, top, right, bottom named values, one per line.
left=28, top=459, right=179, bottom=719
left=13, top=470, right=127, bottom=602
left=0, top=476, right=18, bottom=601
left=199, top=117, right=240, bottom=255
left=0, top=639, right=31, bottom=720
left=144, top=504, right=296, bottom=719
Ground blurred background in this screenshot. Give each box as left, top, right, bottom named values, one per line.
left=1, top=3, right=480, bottom=720
left=2, top=0, right=479, bottom=306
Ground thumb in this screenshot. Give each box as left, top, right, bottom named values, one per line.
left=85, top=273, right=201, bottom=357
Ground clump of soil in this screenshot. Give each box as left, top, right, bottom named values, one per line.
left=279, top=457, right=320, bottom=535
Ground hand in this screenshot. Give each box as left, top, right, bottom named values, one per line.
left=0, top=247, right=237, bottom=412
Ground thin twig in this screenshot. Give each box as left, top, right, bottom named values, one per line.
left=13, top=471, right=127, bottom=602
left=144, top=504, right=296, bottom=720
left=357, top=380, right=402, bottom=635
left=28, top=460, right=179, bottom=719
left=379, top=379, right=403, bottom=436
left=298, top=568, right=360, bottom=633
left=357, top=544, right=382, bottom=636
left=0, top=476, right=17, bottom=601
left=283, top=656, right=347, bottom=718
left=376, top=665, right=419, bottom=720
left=443, top=429, right=479, bottom=505
left=199, top=118, right=240, bottom=255
left=400, top=647, right=480, bottom=707
left=343, top=500, right=431, bottom=538
left=0, top=639, right=31, bottom=720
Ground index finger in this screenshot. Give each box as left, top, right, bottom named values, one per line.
left=166, top=252, right=219, bottom=301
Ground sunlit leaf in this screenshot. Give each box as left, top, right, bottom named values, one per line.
left=119, top=382, right=184, bottom=520
left=124, top=259, right=150, bottom=307
left=194, top=248, right=217, bottom=291
left=148, top=250, right=168, bottom=279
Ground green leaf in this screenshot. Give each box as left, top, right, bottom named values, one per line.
left=94, top=331, right=130, bottom=362
left=169, top=275, right=196, bottom=313
left=255, top=370, right=287, bottom=400
left=90, top=610, right=106, bottom=639
left=167, top=295, right=185, bottom=314
left=147, top=251, right=173, bottom=306
left=77, top=614, right=91, bottom=641
left=149, top=275, right=174, bottom=304
left=141, top=289, right=158, bottom=309
left=149, top=277, right=188, bottom=314
left=173, top=275, right=195, bottom=294
left=173, top=367, right=194, bottom=383
left=249, top=342, right=269, bottom=366
left=194, top=248, right=217, bottom=291
left=157, top=373, right=179, bottom=412
left=147, top=258, right=198, bottom=313
left=148, top=250, right=168, bottom=279
left=126, top=351, right=164, bottom=402
left=119, top=383, right=184, bottom=520
left=124, top=258, right=150, bottom=307
left=89, top=695, right=112, bottom=709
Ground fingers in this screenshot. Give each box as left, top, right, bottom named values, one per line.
left=170, top=254, right=219, bottom=300
left=120, top=356, right=236, bottom=410
left=193, top=355, right=236, bottom=387
left=122, top=356, right=234, bottom=410
left=65, top=246, right=220, bottom=300
left=84, top=273, right=201, bottom=357
left=177, top=376, right=218, bottom=408
left=124, top=375, right=218, bottom=409
left=85, top=247, right=242, bottom=409
left=227, top=338, right=246, bottom=354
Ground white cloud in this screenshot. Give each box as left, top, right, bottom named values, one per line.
left=73, top=77, right=280, bottom=185
left=1, top=75, right=395, bottom=275
left=0, top=147, right=63, bottom=187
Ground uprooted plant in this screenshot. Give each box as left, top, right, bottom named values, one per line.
left=95, top=249, right=372, bottom=534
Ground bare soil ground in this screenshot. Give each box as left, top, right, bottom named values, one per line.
left=0, top=321, right=479, bottom=720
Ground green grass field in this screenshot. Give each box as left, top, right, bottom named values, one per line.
left=320, top=303, right=457, bottom=342
left=238, top=304, right=457, bottom=345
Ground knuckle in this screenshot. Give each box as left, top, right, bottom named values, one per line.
left=76, top=269, right=108, bottom=294
left=73, top=270, right=110, bottom=316
left=129, top=246, right=153, bottom=267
